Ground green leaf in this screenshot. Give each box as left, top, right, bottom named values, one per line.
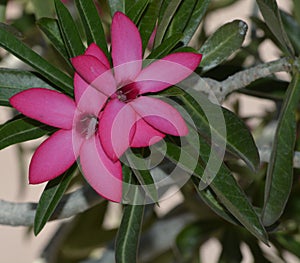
left=262, top=73, right=300, bottom=226
left=163, top=140, right=268, bottom=243
left=108, top=0, right=125, bottom=15
left=0, top=115, right=55, bottom=150
left=31, top=0, right=55, bottom=19
left=125, top=152, right=159, bottom=203
left=127, top=0, right=150, bottom=25
left=280, top=10, right=300, bottom=55
left=293, top=0, right=300, bottom=25
left=176, top=220, right=218, bottom=262
left=195, top=186, right=238, bottom=225
left=164, top=0, right=197, bottom=40
left=55, top=202, right=116, bottom=262
left=75, top=0, right=109, bottom=57
left=181, top=0, right=211, bottom=45
left=276, top=234, right=300, bottom=258
left=154, top=0, right=182, bottom=48
left=167, top=88, right=260, bottom=172
left=34, top=164, right=77, bottom=235
left=256, top=0, right=294, bottom=56
left=147, top=33, right=182, bottom=59
left=115, top=190, right=145, bottom=263
left=36, top=18, right=70, bottom=63
left=0, top=0, right=8, bottom=22
left=0, top=68, right=54, bottom=106
left=139, top=0, right=162, bottom=52
left=54, top=0, right=85, bottom=57
left=0, top=24, right=73, bottom=95
left=218, top=230, right=242, bottom=263
left=199, top=20, right=248, bottom=73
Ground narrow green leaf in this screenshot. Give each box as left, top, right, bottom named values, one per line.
left=127, top=0, right=150, bottom=25
left=199, top=20, right=248, bottom=73
left=75, top=0, right=109, bottom=57
left=115, top=190, right=145, bottom=263
left=195, top=186, right=238, bottom=225
left=125, top=152, right=159, bottom=203
left=0, top=115, right=55, bottom=150
left=31, top=0, right=55, bottom=19
left=181, top=0, right=211, bottom=45
left=164, top=0, right=197, bottom=40
left=280, top=10, right=300, bottom=55
left=218, top=230, right=242, bottom=263
left=36, top=18, right=70, bottom=62
left=163, top=141, right=268, bottom=243
left=125, top=0, right=136, bottom=12
left=154, top=0, right=182, bottom=48
left=256, top=0, right=294, bottom=56
left=163, top=87, right=260, bottom=172
left=276, top=234, right=300, bottom=258
left=139, top=0, right=163, bottom=52
left=0, top=0, right=8, bottom=22
left=0, top=25, right=73, bottom=95
left=108, top=0, right=125, bottom=15
left=262, top=73, right=300, bottom=226
left=293, top=0, right=300, bottom=25
left=0, top=68, right=54, bottom=106
left=54, top=0, right=85, bottom=57
left=176, top=220, right=218, bottom=262
left=147, top=33, right=182, bottom=59
left=34, top=164, right=77, bottom=235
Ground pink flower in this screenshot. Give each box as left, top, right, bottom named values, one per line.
left=9, top=84, right=122, bottom=202
left=71, top=12, right=202, bottom=162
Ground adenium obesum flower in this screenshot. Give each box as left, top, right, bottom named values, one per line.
left=71, top=12, right=202, bottom=162
left=9, top=12, right=202, bottom=203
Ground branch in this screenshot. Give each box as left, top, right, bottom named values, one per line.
left=0, top=185, right=104, bottom=226
left=197, top=57, right=293, bottom=102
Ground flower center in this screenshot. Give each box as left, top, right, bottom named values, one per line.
left=76, top=113, right=98, bottom=139
left=116, top=83, right=139, bottom=103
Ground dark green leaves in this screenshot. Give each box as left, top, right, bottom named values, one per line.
left=54, top=0, right=85, bottom=57
left=127, top=0, right=150, bottom=25
left=0, top=24, right=73, bottom=95
left=0, top=69, right=54, bottom=106
left=199, top=20, right=248, bottom=72
left=75, top=0, right=108, bottom=56
left=0, top=115, right=55, bottom=150
left=34, top=164, right=77, bottom=235
left=256, top=0, right=294, bottom=56
left=115, top=190, right=145, bottom=263
left=262, top=73, right=300, bottom=226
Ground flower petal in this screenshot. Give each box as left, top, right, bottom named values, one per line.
left=130, top=119, right=165, bottom=147
left=135, top=52, right=202, bottom=94
left=10, top=88, right=75, bottom=129
left=99, top=98, right=136, bottom=161
left=85, top=43, right=110, bottom=69
left=71, top=55, right=116, bottom=96
left=131, top=96, right=188, bottom=136
left=80, top=135, right=122, bottom=202
left=29, top=129, right=77, bottom=184
left=74, top=73, right=107, bottom=116
left=111, top=12, right=142, bottom=84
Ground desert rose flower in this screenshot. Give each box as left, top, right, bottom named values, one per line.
left=9, top=75, right=122, bottom=202
left=71, top=12, right=202, bottom=162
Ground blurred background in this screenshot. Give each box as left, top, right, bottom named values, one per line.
left=0, top=0, right=297, bottom=262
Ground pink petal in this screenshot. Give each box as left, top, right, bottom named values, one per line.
left=111, top=12, right=142, bottom=85
left=130, top=119, right=165, bottom=147
left=79, top=135, right=122, bottom=202
left=131, top=96, right=188, bottom=136
left=85, top=43, right=110, bottom=69
left=71, top=55, right=116, bottom=97
left=99, top=98, right=136, bottom=161
left=74, top=73, right=108, bottom=116
left=29, top=129, right=77, bottom=184
left=10, top=88, right=75, bottom=129
left=135, top=52, right=202, bottom=94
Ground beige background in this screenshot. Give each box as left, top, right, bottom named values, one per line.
left=0, top=0, right=297, bottom=262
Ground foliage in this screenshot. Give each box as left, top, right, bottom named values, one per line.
left=1, top=0, right=300, bottom=262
